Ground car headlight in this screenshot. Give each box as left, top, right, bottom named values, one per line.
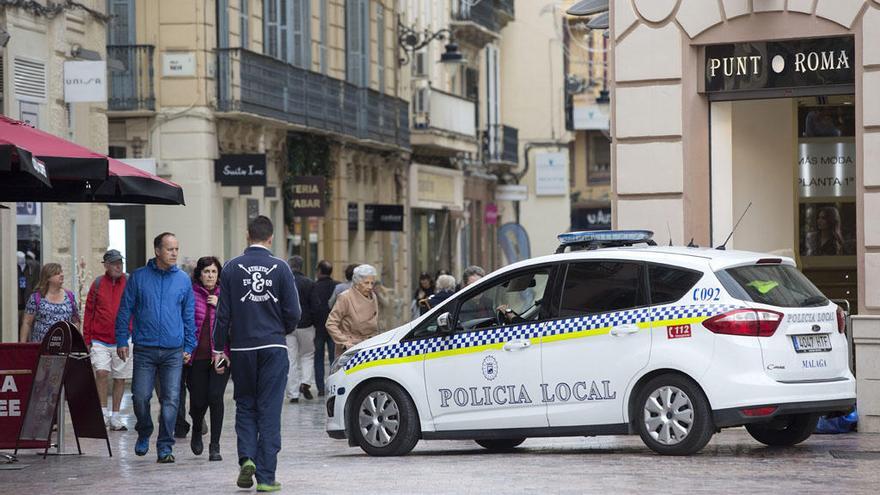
left=329, top=350, right=356, bottom=375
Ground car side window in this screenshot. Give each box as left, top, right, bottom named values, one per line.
left=648, top=263, right=703, bottom=305
left=558, top=261, right=645, bottom=318
left=455, top=268, right=552, bottom=332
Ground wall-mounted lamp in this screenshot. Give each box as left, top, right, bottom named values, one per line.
left=398, top=17, right=467, bottom=66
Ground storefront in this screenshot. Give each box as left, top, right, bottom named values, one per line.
left=409, top=164, right=464, bottom=285
left=609, top=1, right=880, bottom=431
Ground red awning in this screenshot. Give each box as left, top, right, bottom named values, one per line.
left=0, top=115, right=107, bottom=180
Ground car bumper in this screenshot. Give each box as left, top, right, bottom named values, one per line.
left=325, top=372, right=348, bottom=438
left=713, top=397, right=856, bottom=428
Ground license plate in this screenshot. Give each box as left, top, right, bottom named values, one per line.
left=791, top=334, right=832, bottom=353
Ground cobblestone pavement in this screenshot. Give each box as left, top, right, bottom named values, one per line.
left=2, top=390, right=879, bottom=494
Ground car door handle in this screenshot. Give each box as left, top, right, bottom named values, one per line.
left=503, top=340, right=531, bottom=351
left=610, top=324, right=640, bottom=336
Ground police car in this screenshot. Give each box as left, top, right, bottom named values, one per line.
left=325, top=231, right=856, bottom=456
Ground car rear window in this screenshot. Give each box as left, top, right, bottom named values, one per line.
left=721, top=264, right=828, bottom=308
left=648, top=264, right=703, bottom=305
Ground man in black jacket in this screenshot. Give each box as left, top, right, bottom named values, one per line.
left=213, top=216, right=299, bottom=492
left=286, top=255, right=316, bottom=403
left=312, top=260, right=337, bottom=396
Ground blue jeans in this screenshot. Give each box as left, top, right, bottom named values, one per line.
left=131, top=345, right=183, bottom=457
left=232, top=347, right=289, bottom=485
left=314, top=330, right=335, bottom=393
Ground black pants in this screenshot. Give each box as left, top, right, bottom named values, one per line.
left=185, top=359, right=230, bottom=445
left=314, top=330, right=335, bottom=394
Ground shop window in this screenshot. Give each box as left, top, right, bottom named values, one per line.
left=587, top=132, right=610, bottom=185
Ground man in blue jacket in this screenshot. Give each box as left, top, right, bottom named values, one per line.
left=116, top=232, right=196, bottom=463
left=213, top=216, right=300, bottom=492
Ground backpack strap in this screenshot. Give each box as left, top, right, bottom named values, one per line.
left=33, top=291, right=41, bottom=312
left=92, top=275, right=103, bottom=293
left=65, top=289, right=77, bottom=315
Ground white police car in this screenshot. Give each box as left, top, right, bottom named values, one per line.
left=325, top=231, right=856, bottom=456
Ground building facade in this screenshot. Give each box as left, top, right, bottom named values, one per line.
left=1, top=1, right=110, bottom=342
left=608, top=0, right=879, bottom=430
left=106, top=0, right=411, bottom=327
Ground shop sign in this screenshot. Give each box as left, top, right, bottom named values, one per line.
left=291, top=176, right=325, bottom=217
left=63, top=61, right=107, bottom=103
left=535, top=152, right=568, bottom=196
left=496, top=184, right=528, bottom=201
left=705, top=36, right=854, bottom=93
left=365, top=204, right=404, bottom=232
left=798, top=142, right=855, bottom=198
left=485, top=203, right=499, bottom=225
left=214, top=154, right=267, bottom=186
left=16, top=202, right=41, bottom=226
left=572, top=103, right=609, bottom=131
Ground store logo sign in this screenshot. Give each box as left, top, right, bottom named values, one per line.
left=214, top=154, right=267, bottom=186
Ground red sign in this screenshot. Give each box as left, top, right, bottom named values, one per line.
left=485, top=203, right=499, bottom=225
left=667, top=324, right=692, bottom=339
left=0, top=343, right=45, bottom=449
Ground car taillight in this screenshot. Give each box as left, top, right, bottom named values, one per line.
left=741, top=406, right=778, bottom=417
left=702, top=309, right=783, bottom=337
left=836, top=305, right=846, bottom=334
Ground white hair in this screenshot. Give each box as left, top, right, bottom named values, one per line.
left=436, top=274, right=456, bottom=291
left=352, top=264, right=378, bottom=283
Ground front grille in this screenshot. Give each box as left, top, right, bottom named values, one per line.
left=326, top=396, right=335, bottom=417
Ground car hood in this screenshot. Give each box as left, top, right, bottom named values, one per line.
left=349, top=323, right=410, bottom=351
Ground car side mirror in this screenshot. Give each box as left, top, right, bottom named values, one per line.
left=436, top=312, right=452, bottom=334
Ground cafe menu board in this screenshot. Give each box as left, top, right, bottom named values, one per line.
left=17, top=355, right=66, bottom=441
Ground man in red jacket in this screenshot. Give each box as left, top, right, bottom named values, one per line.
left=84, top=249, right=130, bottom=431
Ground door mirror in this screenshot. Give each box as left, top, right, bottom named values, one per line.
left=436, top=312, right=452, bottom=334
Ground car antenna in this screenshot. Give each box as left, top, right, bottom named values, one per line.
left=687, top=238, right=698, bottom=248
left=716, top=202, right=752, bottom=250
left=666, top=222, right=673, bottom=246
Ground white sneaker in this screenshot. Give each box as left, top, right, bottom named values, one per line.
left=109, top=416, right=128, bottom=431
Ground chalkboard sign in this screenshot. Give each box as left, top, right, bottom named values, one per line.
left=18, top=355, right=66, bottom=441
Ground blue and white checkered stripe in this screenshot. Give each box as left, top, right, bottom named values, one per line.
left=344, top=304, right=739, bottom=372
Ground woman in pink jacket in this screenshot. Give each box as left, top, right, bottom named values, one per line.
left=185, top=256, right=229, bottom=461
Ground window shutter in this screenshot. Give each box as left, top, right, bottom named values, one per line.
left=108, top=0, right=135, bottom=45
left=377, top=4, right=385, bottom=92
left=0, top=54, right=5, bottom=100
left=13, top=58, right=47, bottom=102
left=412, top=51, right=426, bottom=78
left=265, top=0, right=279, bottom=58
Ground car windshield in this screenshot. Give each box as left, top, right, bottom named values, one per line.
left=722, top=264, right=828, bottom=308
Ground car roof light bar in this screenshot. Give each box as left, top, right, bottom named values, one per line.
left=556, top=230, right=656, bottom=253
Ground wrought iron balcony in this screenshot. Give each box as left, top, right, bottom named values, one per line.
left=216, top=48, right=409, bottom=150
left=483, top=124, right=519, bottom=165
left=107, top=45, right=156, bottom=111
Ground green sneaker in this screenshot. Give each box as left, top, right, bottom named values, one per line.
left=256, top=482, right=282, bottom=492
left=237, top=459, right=256, bottom=489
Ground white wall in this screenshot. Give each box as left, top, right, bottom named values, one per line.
left=711, top=98, right=795, bottom=255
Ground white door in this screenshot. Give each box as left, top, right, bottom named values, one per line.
left=424, top=266, right=555, bottom=431
left=542, top=261, right=651, bottom=427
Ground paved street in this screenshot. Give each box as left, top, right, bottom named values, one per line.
left=2, top=390, right=879, bottom=494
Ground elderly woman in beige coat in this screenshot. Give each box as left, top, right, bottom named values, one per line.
left=326, top=264, right=379, bottom=356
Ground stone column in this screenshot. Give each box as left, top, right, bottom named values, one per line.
left=852, top=315, right=880, bottom=432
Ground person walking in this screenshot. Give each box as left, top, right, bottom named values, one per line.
left=115, top=232, right=196, bottom=464
left=19, top=263, right=79, bottom=343
left=83, top=249, right=131, bottom=431
left=326, top=264, right=379, bottom=357
left=312, top=260, right=337, bottom=397
left=213, top=216, right=300, bottom=492
left=411, top=272, right=434, bottom=319
left=286, top=255, right=316, bottom=403
left=328, top=263, right=357, bottom=309
left=185, top=256, right=229, bottom=461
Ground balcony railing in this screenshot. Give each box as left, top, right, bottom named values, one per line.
left=216, top=48, right=409, bottom=149
left=412, top=87, right=476, bottom=138
left=107, top=45, right=156, bottom=111
left=453, top=0, right=500, bottom=32
left=484, top=124, right=518, bottom=165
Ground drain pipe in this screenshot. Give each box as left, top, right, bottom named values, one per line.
left=514, top=141, right=567, bottom=224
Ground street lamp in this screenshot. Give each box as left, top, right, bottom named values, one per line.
left=398, top=18, right=467, bottom=66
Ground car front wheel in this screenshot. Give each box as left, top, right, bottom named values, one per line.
left=350, top=380, right=420, bottom=456
left=634, top=374, right=714, bottom=455
left=745, top=414, right=818, bottom=447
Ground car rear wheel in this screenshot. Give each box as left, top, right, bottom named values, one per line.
left=745, top=414, right=818, bottom=447
left=634, top=374, right=714, bottom=455
left=350, top=380, right=420, bottom=456
left=475, top=438, right=526, bottom=451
